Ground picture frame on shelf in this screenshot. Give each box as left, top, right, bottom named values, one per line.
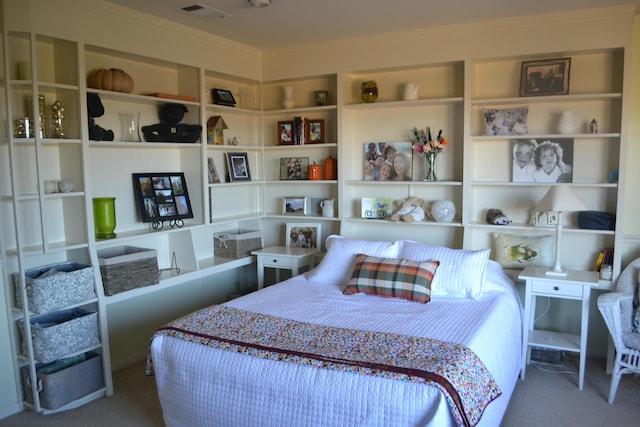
left=226, top=152, right=251, bottom=182
left=305, top=197, right=325, bottom=216
left=363, top=141, right=413, bottom=181
left=306, top=119, right=325, bottom=144
left=131, top=172, right=194, bottom=223
left=212, top=88, right=236, bottom=106
left=207, top=157, right=220, bottom=183
left=512, top=138, right=573, bottom=183
left=278, top=120, right=294, bottom=145
left=361, top=197, right=393, bottom=219
left=313, top=90, right=328, bottom=106
left=286, top=222, right=321, bottom=249
left=519, top=57, right=571, bottom=97
left=282, top=197, right=307, bottom=215
left=280, top=157, right=309, bottom=180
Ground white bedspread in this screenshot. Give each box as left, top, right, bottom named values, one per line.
left=150, top=262, right=522, bottom=427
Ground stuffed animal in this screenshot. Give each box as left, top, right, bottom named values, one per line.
left=141, top=103, right=202, bottom=143
left=388, top=197, right=430, bottom=223
left=87, top=93, right=114, bottom=141
left=486, top=208, right=512, bottom=225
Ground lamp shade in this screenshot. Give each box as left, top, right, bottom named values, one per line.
left=536, top=185, right=587, bottom=212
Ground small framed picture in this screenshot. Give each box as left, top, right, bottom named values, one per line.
left=226, top=152, right=251, bottom=182
left=282, top=197, right=307, bottom=215
left=519, top=58, right=571, bottom=97
left=278, top=120, right=294, bottom=145
left=306, top=119, right=325, bottom=144
left=286, top=222, right=321, bottom=249
left=280, top=157, right=309, bottom=180
left=305, top=197, right=325, bottom=216
left=212, top=88, right=236, bottom=106
left=207, top=157, right=220, bottom=183
left=313, top=90, right=328, bottom=106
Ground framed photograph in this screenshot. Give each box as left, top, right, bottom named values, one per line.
left=278, top=120, right=294, bottom=145
left=520, top=58, right=571, bottom=97
left=132, top=172, right=193, bottom=223
left=512, top=138, right=573, bottom=183
left=282, top=197, right=307, bottom=215
left=363, top=141, right=413, bottom=181
left=226, top=152, right=251, bottom=182
left=280, top=157, right=309, bottom=180
left=212, top=88, right=236, bottom=106
left=306, top=119, right=325, bottom=144
left=286, top=222, right=321, bottom=249
left=361, top=197, right=393, bottom=219
left=313, top=90, right=328, bottom=106
left=207, top=157, right=220, bottom=183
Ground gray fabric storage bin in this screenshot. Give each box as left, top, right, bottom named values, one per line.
left=13, top=262, right=95, bottom=314
left=21, top=351, right=104, bottom=410
left=18, top=308, right=100, bottom=363
left=97, top=246, right=159, bottom=296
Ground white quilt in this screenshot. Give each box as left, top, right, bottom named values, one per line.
left=150, top=261, right=522, bottom=427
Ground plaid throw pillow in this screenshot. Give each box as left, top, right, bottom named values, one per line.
left=343, top=254, right=439, bottom=303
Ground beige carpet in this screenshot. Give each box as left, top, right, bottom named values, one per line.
left=1, top=355, right=639, bottom=426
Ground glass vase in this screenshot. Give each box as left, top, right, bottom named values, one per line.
left=93, top=197, right=117, bottom=239
left=424, top=152, right=438, bottom=181
left=119, top=112, right=141, bottom=142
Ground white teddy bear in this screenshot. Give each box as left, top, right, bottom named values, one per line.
left=388, top=197, right=430, bottom=223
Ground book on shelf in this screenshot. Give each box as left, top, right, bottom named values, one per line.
left=594, top=248, right=614, bottom=272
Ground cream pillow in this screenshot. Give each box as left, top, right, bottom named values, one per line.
left=492, top=233, right=554, bottom=269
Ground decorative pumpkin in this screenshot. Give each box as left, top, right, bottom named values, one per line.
left=89, top=68, right=134, bottom=93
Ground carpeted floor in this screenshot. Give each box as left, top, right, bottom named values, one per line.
left=1, top=354, right=639, bottom=426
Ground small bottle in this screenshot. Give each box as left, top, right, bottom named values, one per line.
left=589, top=118, right=598, bottom=134
left=600, top=264, right=612, bottom=280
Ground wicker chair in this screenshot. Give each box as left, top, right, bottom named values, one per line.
left=597, top=257, right=640, bottom=403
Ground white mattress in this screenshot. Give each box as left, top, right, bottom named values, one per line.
left=150, top=262, right=522, bottom=427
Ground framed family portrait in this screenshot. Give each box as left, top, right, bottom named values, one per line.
left=131, top=172, right=193, bottom=223
left=282, top=197, right=306, bottom=215
left=363, top=141, right=413, bottom=181
left=313, top=90, right=328, bottom=106
left=280, top=157, right=309, bottom=180
left=207, top=157, right=220, bottom=183
left=511, top=138, right=574, bottom=183
left=520, top=58, right=571, bottom=97
left=212, top=88, right=236, bottom=106
left=278, top=120, right=294, bottom=145
left=286, top=222, right=321, bottom=249
left=226, top=152, right=251, bottom=182
left=306, top=119, right=325, bottom=144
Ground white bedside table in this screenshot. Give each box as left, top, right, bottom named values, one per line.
left=252, top=246, right=320, bottom=289
left=518, top=266, right=599, bottom=390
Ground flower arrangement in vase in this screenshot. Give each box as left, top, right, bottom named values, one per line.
left=412, top=126, right=448, bottom=181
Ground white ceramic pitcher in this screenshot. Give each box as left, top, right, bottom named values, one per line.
left=558, top=111, right=581, bottom=134
left=403, top=83, right=419, bottom=100
left=320, top=199, right=335, bottom=217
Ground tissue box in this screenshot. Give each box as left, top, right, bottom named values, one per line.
left=97, top=246, right=159, bottom=296
left=214, top=229, right=263, bottom=259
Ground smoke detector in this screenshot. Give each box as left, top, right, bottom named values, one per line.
left=248, top=0, right=270, bottom=8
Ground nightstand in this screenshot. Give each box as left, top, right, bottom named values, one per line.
left=251, top=246, right=320, bottom=289
left=518, top=266, right=599, bottom=390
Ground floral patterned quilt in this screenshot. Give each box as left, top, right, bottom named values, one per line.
left=147, top=305, right=501, bottom=427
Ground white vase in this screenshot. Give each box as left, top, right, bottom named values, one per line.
left=431, top=200, right=456, bottom=222
left=283, top=86, right=294, bottom=109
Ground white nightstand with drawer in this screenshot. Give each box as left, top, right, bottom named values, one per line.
left=518, top=266, right=599, bottom=390
left=252, top=246, right=320, bottom=289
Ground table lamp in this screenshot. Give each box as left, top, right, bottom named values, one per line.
left=536, top=185, right=587, bottom=276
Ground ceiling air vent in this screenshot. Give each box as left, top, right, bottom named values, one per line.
left=181, top=3, right=231, bottom=19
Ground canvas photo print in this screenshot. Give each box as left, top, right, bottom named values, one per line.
left=512, top=138, right=573, bottom=183
left=363, top=141, right=413, bottom=181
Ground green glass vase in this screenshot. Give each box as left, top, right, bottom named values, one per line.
left=93, top=197, right=116, bottom=239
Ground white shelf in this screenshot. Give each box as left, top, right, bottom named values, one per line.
left=528, top=329, right=580, bottom=352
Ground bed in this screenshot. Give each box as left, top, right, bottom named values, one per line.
left=148, top=236, right=523, bottom=427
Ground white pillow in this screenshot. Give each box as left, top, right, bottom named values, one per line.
left=307, top=235, right=402, bottom=284
left=398, top=240, right=490, bottom=299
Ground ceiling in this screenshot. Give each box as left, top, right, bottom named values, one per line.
left=106, top=0, right=639, bottom=50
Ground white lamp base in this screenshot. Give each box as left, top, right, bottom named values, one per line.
left=545, top=269, right=568, bottom=277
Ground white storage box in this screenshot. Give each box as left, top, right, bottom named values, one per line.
left=97, top=246, right=159, bottom=296
left=214, top=229, right=263, bottom=259
left=13, top=263, right=95, bottom=314
left=18, top=308, right=100, bottom=363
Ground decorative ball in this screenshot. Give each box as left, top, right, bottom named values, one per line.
left=58, top=179, right=74, bottom=193
left=431, top=200, right=456, bottom=222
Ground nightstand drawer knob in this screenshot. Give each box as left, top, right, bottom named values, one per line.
left=554, top=286, right=559, bottom=291
left=272, top=259, right=278, bottom=263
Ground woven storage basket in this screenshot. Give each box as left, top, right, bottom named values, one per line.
left=21, top=351, right=104, bottom=410
left=214, top=229, right=263, bottom=259
left=13, top=262, right=95, bottom=314
left=97, top=246, right=159, bottom=296
left=18, top=308, right=100, bottom=363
